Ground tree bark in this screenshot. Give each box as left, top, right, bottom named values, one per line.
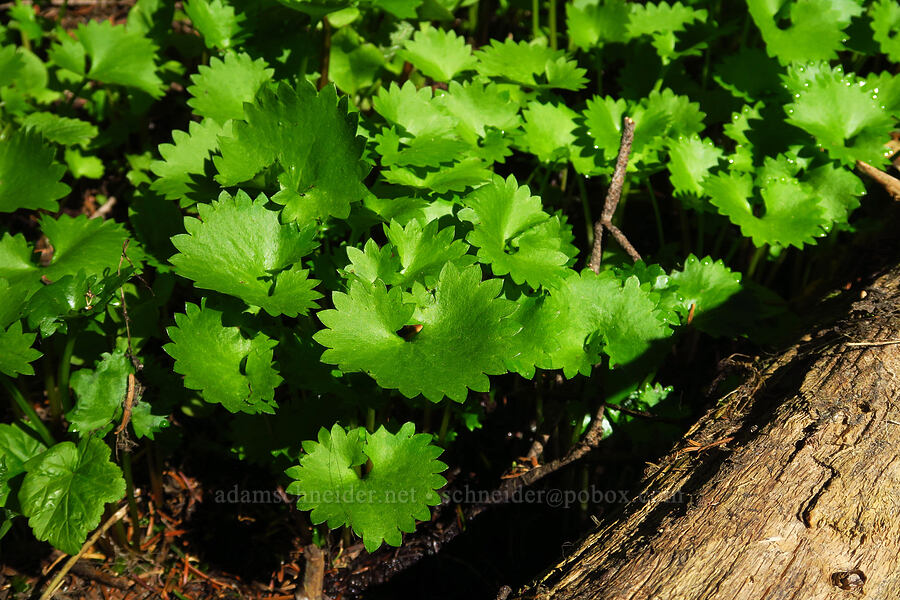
left=513, top=264, right=900, bottom=600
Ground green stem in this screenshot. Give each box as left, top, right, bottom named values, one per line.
left=531, top=0, right=540, bottom=39
left=646, top=179, right=665, bottom=249
left=577, top=175, right=593, bottom=247
left=468, top=1, right=478, bottom=34
left=121, top=451, right=142, bottom=548
left=763, top=248, right=789, bottom=288
left=724, top=236, right=744, bottom=265
left=43, top=351, right=61, bottom=423
left=548, top=0, right=558, bottom=49
left=366, top=407, right=376, bottom=433
left=695, top=210, right=705, bottom=256
left=711, top=219, right=729, bottom=258
left=57, top=332, right=78, bottom=413
left=437, top=402, right=452, bottom=445
left=65, top=79, right=88, bottom=109
left=1, top=375, right=55, bottom=447
left=747, top=244, right=767, bottom=280
left=677, top=201, right=691, bottom=257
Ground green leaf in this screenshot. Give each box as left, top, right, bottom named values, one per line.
left=547, top=271, right=672, bottom=376
left=25, top=269, right=132, bottom=337
left=19, top=437, right=125, bottom=555
left=129, top=399, right=170, bottom=440
left=434, top=81, right=521, bottom=142
left=401, top=25, right=476, bottom=82
left=0, top=45, right=25, bottom=87
left=713, top=48, right=783, bottom=102
left=459, top=175, right=577, bottom=288
left=184, top=0, right=246, bottom=50
left=0, top=423, right=47, bottom=507
left=8, top=3, right=43, bottom=45
left=667, top=136, right=722, bottom=196
left=0, top=279, right=28, bottom=328
left=566, top=0, right=630, bottom=50
left=60, top=20, right=163, bottom=96
left=519, top=101, right=578, bottom=164
left=704, top=172, right=829, bottom=249
left=346, top=219, right=470, bottom=288
left=187, top=52, right=273, bottom=125
left=747, top=0, right=862, bottom=64
left=315, top=263, right=517, bottom=402
left=0, top=214, right=140, bottom=293
left=375, top=128, right=468, bottom=168
left=164, top=302, right=282, bottom=414
left=285, top=422, right=447, bottom=552
left=0, top=128, right=70, bottom=213
left=785, top=63, right=895, bottom=165
left=640, top=88, right=705, bottom=140
left=67, top=348, right=131, bottom=433
left=474, top=39, right=587, bottom=91
left=668, top=255, right=742, bottom=336
left=373, top=0, right=421, bottom=18
left=21, top=113, right=98, bottom=147
left=64, top=148, right=104, bottom=179
left=805, top=163, right=865, bottom=226
left=374, top=82, right=456, bottom=138
left=329, top=27, right=385, bottom=96
left=381, top=157, right=491, bottom=193
left=0, top=321, right=41, bottom=377
left=150, top=119, right=226, bottom=203
left=276, top=0, right=353, bottom=18
left=871, top=0, right=900, bottom=57
left=627, top=1, right=707, bottom=62
left=503, top=293, right=562, bottom=378
left=215, top=81, right=368, bottom=222
left=170, top=190, right=321, bottom=317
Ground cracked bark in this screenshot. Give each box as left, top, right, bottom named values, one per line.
left=512, top=263, right=900, bottom=600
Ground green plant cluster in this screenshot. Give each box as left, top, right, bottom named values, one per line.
left=0, top=0, right=897, bottom=555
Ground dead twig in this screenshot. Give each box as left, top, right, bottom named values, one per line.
left=114, top=373, right=137, bottom=435
left=845, top=339, right=900, bottom=347
left=501, top=404, right=608, bottom=490
left=69, top=562, right=133, bottom=591
left=296, top=544, right=325, bottom=600
left=39, top=505, right=129, bottom=600
left=589, top=116, right=640, bottom=272
left=856, top=160, right=900, bottom=201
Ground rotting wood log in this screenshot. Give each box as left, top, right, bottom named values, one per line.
left=512, top=264, right=900, bottom=600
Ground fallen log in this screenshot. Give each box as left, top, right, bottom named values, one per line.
left=513, top=264, right=900, bottom=600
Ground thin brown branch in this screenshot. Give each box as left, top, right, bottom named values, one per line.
left=297, top=544, right=325, bottom=600
left=114, top=373, right=137, bottom=435
left=39, top=505, right=129, bottom=600
left=857, top=160, right=900, bottom=201
left=589, top=116, right=638, bottom=272
left=501, top=404, right=608, bottom=490
left=605, top=222, right=642, bottom=262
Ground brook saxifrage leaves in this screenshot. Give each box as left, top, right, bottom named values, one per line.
left=315, top=263, right=518, bottom=402
left=215, top=81, right=368, bottom=222
left=164, top=302, right=282, bottom=414
left=0, top=129, right=69, bottom=213
left=170, top=190, right=322, bottom=317
left=459, top=174, right=577, bottom=289
left=285, top=423, right=447, bottom=552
